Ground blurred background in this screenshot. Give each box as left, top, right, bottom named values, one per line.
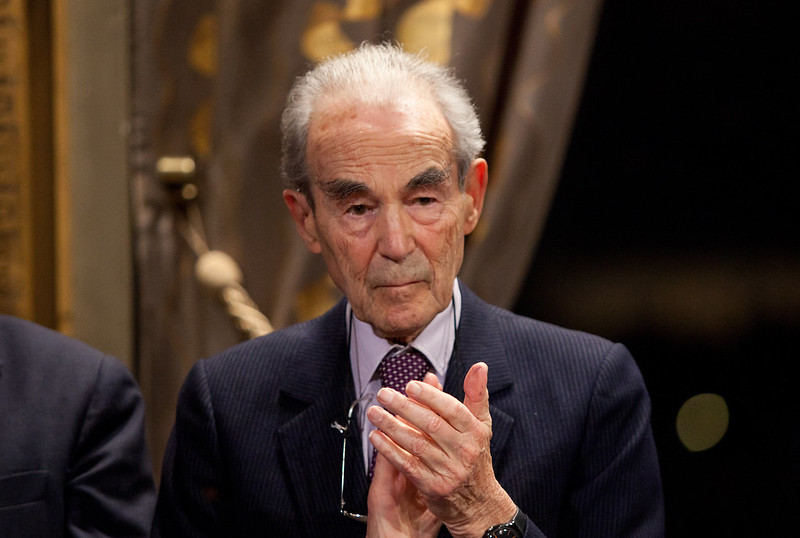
left=515, top=0, right=798, bottom=534
left=2, top=0, right=796, bottom=535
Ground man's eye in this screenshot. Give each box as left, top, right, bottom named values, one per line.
left=346, top=204, right=370, bottom=216
left=414, top=197, right=436, bottom=206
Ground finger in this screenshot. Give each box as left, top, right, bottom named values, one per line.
left=399, top=373, right=441, bottom=424
left=369, top=425, right=453, bottom=501
left=367, top=403, right=449, bottom=472
left=368, top=423, right=427, bottom=476
left=462, top=362, right=491, bottom=426
left=377, top=386, right=466, bottom=439
left=401, top=381, right=477, bottom=434
left=375, top=386, right=479, bottom=474
left=423, top=371, right=443, bottom=391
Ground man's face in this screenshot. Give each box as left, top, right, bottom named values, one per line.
left=284, top=94, right=486, bottom=343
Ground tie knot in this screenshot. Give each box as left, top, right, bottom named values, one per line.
left=379, top=348, right=430, bottom=394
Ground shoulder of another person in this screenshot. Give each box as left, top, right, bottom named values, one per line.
left=0, top=316, right=112, bottom=377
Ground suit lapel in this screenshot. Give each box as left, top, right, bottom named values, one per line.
left=444, top=283, right=515, bottom=473
left=276, top=301, right=368, bottom=535
left=274, top=285, right=516, bottom=532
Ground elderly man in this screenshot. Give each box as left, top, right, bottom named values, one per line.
left=153, top=43, right=664, bottom=537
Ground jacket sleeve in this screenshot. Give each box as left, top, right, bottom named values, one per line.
left=558, top=343, right=665, bottom=537
left=66, top=355, right=157, bottom=537
left=152, top=360, right=226, bottom=537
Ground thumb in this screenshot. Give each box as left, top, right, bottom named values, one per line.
left=372, top=451, right=391, bottom=482
left=463, top=362, right=490, bottom=426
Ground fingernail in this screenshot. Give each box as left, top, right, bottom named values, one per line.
left=406, top=381, right=421, bottom=397
left=376, top=387, right=394, bottom=404
left=367, top=405, right=382, bottom=425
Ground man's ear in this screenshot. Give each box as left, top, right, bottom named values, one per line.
left=283, top=189, right=322, bottom=254
left=463, top=158, right=488, bottom=235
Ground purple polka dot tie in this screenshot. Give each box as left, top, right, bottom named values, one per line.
left=370, top=348, right=430, bottom=478
left=379, top=347, right=431, bottom=395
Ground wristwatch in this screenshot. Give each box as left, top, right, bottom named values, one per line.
left=482, top=507, right=528, bottom=537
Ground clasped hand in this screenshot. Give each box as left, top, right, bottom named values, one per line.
left=365, top=363, right=516, bottom=538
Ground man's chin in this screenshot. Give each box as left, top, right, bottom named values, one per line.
left=370, top=325, right=424, bottom=345
left=353, top=286, right=446, bottom=341
left=367, top=308, right=429, bottom=344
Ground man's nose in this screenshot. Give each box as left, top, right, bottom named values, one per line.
left=376, top=204, right=415, bottom=262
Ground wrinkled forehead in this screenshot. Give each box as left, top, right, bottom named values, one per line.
left=307, top=99, right=454, bottom=181
left=313, top=80, right=448, bottom=125
left=308, top=90, right=452, bottom=146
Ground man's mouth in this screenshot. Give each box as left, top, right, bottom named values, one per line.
left=376, top=280, right=421, bottom=288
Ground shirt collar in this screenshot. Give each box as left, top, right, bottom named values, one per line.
left=348, top=280, right=461, bottom=398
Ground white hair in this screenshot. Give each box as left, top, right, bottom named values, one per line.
left=280, top=42, right=485, bottom=203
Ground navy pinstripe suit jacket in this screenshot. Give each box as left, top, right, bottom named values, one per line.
left=153, top=283, right=664, bottom=537
left=0, top=315, right=156, bottom=537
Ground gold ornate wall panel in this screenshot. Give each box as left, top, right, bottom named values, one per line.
left=0, top=0, right=55, bottom=327
left=0, top=0, right=33, bottom=319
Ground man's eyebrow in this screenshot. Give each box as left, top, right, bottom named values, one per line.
left=405, top=166, right=452, bottom=191
left=314, top=178, right=369, bottom=201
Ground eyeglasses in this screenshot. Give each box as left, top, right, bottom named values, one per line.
left=330, top=397, right=370, bottom=523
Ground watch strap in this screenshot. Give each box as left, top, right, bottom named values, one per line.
left=482, top=506, right=528, bottom=537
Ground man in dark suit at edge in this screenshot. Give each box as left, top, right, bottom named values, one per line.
left=0, top=315, right=156, bottom=537
left=153, top=42, right=664, bottom=537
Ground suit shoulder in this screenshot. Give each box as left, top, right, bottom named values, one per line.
left=203, top=311, right=333, bottom=366
left=464, top=295, right=618, bottom=356
left=191, top=302, right=347, bottom=393
left=460, top=284, right=628, bottom=370
left=504, top=309, right=616, bottom=352
left=0, top=315, right=128, bottom=382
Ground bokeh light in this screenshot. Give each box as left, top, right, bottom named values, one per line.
left=676, top=393, right=729, bottom=452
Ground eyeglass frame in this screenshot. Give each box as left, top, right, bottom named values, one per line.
left=330, top=396, right=372, bottom=523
